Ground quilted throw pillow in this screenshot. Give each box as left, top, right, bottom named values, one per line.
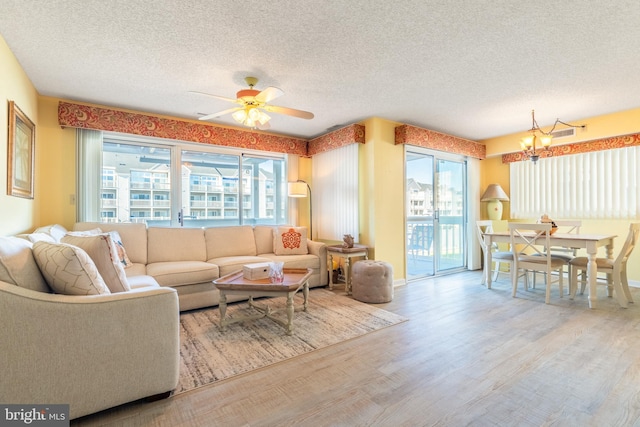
left=61, top=234, right=131, bottom=293
left=32, top=241, right=110, bottom=295
left=273, top=226, right=308, bottom=255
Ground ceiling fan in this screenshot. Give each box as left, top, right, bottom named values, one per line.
left=192, top=77, right=314, bottom=130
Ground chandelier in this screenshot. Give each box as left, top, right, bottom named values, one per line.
left=520, top=110, right=586, bottom=163
left=231, top=106, right=271, bottom=128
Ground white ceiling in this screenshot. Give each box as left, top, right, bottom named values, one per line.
left=1, top=0, right=639, bottom=141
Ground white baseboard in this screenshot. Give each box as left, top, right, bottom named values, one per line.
left=394, top=279, right=407, bottom=287
left=629, top=280, right=640, bottom=288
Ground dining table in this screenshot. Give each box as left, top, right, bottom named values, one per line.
left=483, top=231, right=618, bottom=309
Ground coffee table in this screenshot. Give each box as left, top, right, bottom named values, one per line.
left=213, top=268, right=312, bottom=335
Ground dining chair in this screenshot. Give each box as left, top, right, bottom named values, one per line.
left=569, top=222, right=640, bottom=308
left=476, top=220, right=514, bottom=286
left=532, top=220, right=582, bottom=291
left=509, top=222, right=568, bottom=304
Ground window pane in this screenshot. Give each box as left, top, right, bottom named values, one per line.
left=242, top=155, right=287, bottom=225
left=102, top=142, right=172, bottom=224
left=181, top=150, right=240, bottom=227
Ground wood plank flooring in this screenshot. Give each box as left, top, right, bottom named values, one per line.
left=72, top=271, right=640, bottom=426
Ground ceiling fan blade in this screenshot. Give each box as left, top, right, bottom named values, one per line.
left=255, top=86, right=284, bottom=103
left=198, top=107, right=242, bottom=121
left=189, top=91, right=241, bottom=104
left=263, top=105, right=314, bottom=120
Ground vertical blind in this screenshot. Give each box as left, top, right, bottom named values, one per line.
left=76, top=128, right=103, bottom=222
left=510, top=146, right=640, bottom=219
left=312, top=143, right=359, bottom=241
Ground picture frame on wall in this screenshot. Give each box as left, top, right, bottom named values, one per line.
left=7, top=100, right=35, bottom=199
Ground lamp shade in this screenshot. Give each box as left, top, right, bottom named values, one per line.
left=481, top=184, right=509, bottom=202
left=288, top=181, right=308, bottom=198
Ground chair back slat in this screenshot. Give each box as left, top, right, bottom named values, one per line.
left=476, top=220, right=505, bottom=253
left=554, top=220, right=582, bottom=234
left=616, top=222, right=640, bottom=264
left=509, top=223, right=552, bottom=259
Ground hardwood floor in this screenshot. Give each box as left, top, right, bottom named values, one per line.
left=72, top=271, right=640, bottom=426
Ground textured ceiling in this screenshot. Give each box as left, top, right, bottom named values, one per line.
left=1, top=0, right=639, bottom=141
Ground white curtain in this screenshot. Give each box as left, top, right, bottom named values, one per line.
left=467, top=157, right=482, bottom=270
left=312, top=144, right=359, bottom=241
left=76, top=129, right=103, bottom=222
left=510, top=146, right=640, bottom=219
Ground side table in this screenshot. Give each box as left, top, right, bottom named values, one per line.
left=327, top=244, right=368, bottom=295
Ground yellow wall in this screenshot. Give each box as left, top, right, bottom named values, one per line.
left=481, top=108, right=640, bottom=281
left=36, top=97, right=77, bottom=229
left=359, top=117, right=406, bottom=280
left=0, top=36, right=39, bottom=235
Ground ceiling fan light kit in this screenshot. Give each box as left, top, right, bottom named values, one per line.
left=194, top=76, right=314, bottom=130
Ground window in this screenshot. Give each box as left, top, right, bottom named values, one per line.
left=78, top=133, right=289, bottom=227
left=510, top=146, right=640, bottom=219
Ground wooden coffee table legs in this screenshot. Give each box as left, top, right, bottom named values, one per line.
left=218, top=281, right=309, bottom=335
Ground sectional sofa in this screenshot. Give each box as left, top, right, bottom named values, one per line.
left=0, top=222, right=326, bottom=419
left=73, top=222, right=328, bottom=311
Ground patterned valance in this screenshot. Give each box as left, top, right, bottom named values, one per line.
left=502, top=132, right=640, bottom=163
left=395, top=124, right=485, bottom=159
left=58, top=101, right=308, bottom=156
left=307, top=124, right=366, bottom=156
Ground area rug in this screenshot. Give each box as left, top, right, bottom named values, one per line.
left=177, top=288, right=408, bottom=394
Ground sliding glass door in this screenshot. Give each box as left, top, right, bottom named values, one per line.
left=405, top=148, right=467, bottom=280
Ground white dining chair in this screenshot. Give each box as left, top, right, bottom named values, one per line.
left=569, top=222, right=640, bottom=308
left=476, top=220, right=514, bottom=286
left=509, top=222, right=568, bottom=304
left=532, top=220, right=582, bottom=291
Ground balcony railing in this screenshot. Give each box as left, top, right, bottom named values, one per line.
left=130, top=200, right=152, bottom=207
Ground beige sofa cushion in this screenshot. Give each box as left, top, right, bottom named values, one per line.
left=61, top=234, right=131, bottom=293
left=0, top=236, right=50, bottom=293
left=209, top=255, right=272, bottom=278
left=261, top=253, right=320, bottom=269
left=254, top=225, right=275, bottom=254
left=148, top=227, right=207, bottom=263
left=146, top=261, right=219, bottom=287
left=205, top=226, right=257, bottom=259
left=274, top=227, right=308, bottom=255
left=32, top=241, right=110, bottom=295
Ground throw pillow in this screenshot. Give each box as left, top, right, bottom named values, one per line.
left=273, top=226, right=308, bottom=255
left=0, top=236, right=51, bottom=293
left=32, top=241, right=110, bottom=295
left=106, top=230, right=132, bottom=268
left=16, top=232, right=57, bottom=244
left=33, top=224, right=68, bottom=242
left=67, top=228, right=132, bottom=268
left=61, top=234, right=131, bottom=293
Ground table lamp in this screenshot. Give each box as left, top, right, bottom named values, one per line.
left=481, top=184, right=509, bottom=220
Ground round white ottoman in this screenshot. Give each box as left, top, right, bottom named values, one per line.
left=351, top=260, right=394, bottom=303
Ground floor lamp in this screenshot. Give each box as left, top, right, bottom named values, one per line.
left=288, top=180, right=312, bottom=240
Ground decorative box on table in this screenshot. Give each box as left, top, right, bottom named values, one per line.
left=243, top=262, right=271, bottom=280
